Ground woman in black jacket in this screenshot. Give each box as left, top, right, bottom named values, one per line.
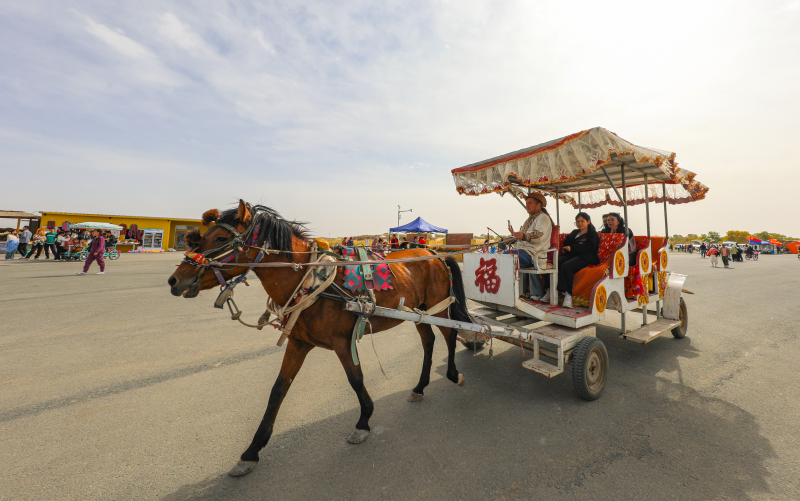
left=556, top=212, right=600, bottom=308
left=600, top=212, right=637, bottom=263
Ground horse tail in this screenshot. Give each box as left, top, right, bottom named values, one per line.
left=444, top=257, right=471, bottom=323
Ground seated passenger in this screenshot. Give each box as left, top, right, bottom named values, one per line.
left=505, top=192, right=553, bottom=300
left=600, top=212, right=636, bottom=264
left=552, top=212, right=600, bottom=308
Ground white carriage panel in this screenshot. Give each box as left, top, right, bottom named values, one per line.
left=639, top=247, right=652, bottom=275
left=463, top=253, right=518, bottom=307
left=609, top=237, right=630, bottom=280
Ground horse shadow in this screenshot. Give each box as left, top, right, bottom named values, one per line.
left=163, top=326, right=773, bottom=501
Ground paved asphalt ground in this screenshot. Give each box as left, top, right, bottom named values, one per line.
left=1, top=252, right=799, bottom=500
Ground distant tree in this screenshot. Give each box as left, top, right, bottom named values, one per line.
left=755, top=231, right=770, bottom=242
left=686, top=233, right=699, bottom=241
left=725, top=230, right=750, bottom=244
left=699, top=233, right=707, bottom=242
left=707, top=231, right=721, bottom=243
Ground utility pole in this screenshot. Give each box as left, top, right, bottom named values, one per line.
left=397, top=205, right=412, bottom=227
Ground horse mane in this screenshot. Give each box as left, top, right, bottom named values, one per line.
left=216, top=203, right=310, bottom=254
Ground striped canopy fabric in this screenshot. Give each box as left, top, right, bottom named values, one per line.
left=451, top=127, right=708, bottom=208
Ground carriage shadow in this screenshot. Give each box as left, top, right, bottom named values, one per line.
left=163, top=327, right=773, bottom=501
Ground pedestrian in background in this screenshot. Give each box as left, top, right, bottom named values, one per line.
left=720, top=244, right=731, bottom=268
left=77, top=229, right=106, bottom=275
left=17, top=226, right=31, bottom=257
left=25, top=229, right=46, bottom=259
left=707, top=245, right=719, bottom=267
left=5, top=230, right=19, bottom=260
left=44, top=227, right=58, bottom=260
left=55, top=230, right=70, bottom=261
left=699, top=242, right=707, bottom=258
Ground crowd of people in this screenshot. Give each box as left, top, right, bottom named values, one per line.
left=697, top=242, right=754, bottom=267
left=339, top=234, right=427, bottom=252
left=4, top=226, right=117, bottom=261
left=4, top=226, right=116, bottom=274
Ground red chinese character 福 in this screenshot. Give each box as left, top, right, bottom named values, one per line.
left=475, top=257, right=501, bottom=294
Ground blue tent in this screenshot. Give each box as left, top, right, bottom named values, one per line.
left=390, top=217, right=447, bottom=234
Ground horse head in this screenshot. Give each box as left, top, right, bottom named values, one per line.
left=168, top=199, right=254, bottom=298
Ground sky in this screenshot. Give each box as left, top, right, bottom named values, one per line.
left=2, top=0, right=799, bottom=238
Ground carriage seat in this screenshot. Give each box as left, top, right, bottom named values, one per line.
left=650, top=236, right=668, bottom=270
left=569, top=233, right=627, bottom=307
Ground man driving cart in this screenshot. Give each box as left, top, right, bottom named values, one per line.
left=506, top=191, right=553, bottom=300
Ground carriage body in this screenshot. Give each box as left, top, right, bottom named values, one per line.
left=452, top=127, right=703, bottom=399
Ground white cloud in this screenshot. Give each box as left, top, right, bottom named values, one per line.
left=157, top=12, right=208, bottom=52
left=252, top=30, right=276, bottom=54
left=82, top=15, right=153, bottom=60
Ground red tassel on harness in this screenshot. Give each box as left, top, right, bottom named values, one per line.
left=185, top=251, right=210, bottom=266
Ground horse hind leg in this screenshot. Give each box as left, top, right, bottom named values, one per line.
left=409, top=323, right=436, bottom=402
left=437, top=325, right=465, bottom=387
left=334, top=342, right=374, bottom=444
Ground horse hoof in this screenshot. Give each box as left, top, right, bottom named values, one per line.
left=229, top=460, right=258, bottom=477
left=458, top=373, right=465, bottom=387
left=347, top=428, right=370, bottom=444
left=407, top=392, right=424, bottom=402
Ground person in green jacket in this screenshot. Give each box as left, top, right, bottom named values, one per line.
left=44, top=228, right=58, bottom=260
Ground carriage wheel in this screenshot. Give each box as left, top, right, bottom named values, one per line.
left=670, top=297, right=688, bottom=339
left=78, top=252, right=88, bottom=262
left=571, top=337, right=608, bottom=401
left=107, top=249, right=120, bottom=260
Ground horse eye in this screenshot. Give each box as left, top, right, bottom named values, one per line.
left=216, top=236, right=228, bottom=243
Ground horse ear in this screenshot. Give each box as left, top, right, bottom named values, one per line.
left=186, top=230, right=203, bottom=249
left=202, top=209, right=219, bottom=226
left=237, top=199, right=252, bottom=226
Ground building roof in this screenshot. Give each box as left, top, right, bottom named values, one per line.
left=40, top=211, right=201, bottom=222
left=0, top=210, right=41, bottom=219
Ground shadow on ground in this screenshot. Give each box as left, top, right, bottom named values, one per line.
left=163, top=326, right=774, bottom=501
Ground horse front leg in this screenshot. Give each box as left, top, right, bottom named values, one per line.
left=230, top=337, right=314, bottom=477
left=438, top=325, right=465, bottom=387
left=334, top=341, right=374, bottom=445
left=408, top=323, right=436, bottom=402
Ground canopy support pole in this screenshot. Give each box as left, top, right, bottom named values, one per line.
left=662, top=181, right=669, bottom=240
left=505, top=190, right=527, bottom=210
left=600, top=166, right=624, bottom=204
left=644, top=174, right=650, bottom=239
left=621, top=164, right=629, bottom=336
left=555, top=187, right=560, bottom=227
left=578, top=191, right=582, bottom=211
left=620, top=164, right=628, bottom=239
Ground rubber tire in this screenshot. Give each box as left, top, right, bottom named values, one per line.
left=78, top=252, right=88, bottom=262
left=571, top=337, right=608, bottom=401
left=670, top=297, right=688, bottom=339
left=107, top=249, right=120, bottom=260
left=460, top=340, right=485, bottom=351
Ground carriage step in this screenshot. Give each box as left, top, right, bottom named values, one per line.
left=621, top=318, right=681, bottom=344
left=522, top=357, right=563, bottom=378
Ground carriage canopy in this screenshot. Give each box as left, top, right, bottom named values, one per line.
left=451, top=127, right=708, bottom=209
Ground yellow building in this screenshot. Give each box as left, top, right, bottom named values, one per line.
left=39, top=211, right=210, bottom=251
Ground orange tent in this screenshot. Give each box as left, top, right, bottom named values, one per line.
left=787, top=241, right=800, bottom=254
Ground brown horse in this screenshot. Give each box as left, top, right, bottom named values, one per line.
left=167, top=200, right=471, bottom=477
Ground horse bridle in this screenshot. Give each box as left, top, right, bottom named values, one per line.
left=182, top=210, right=267, bottom=306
